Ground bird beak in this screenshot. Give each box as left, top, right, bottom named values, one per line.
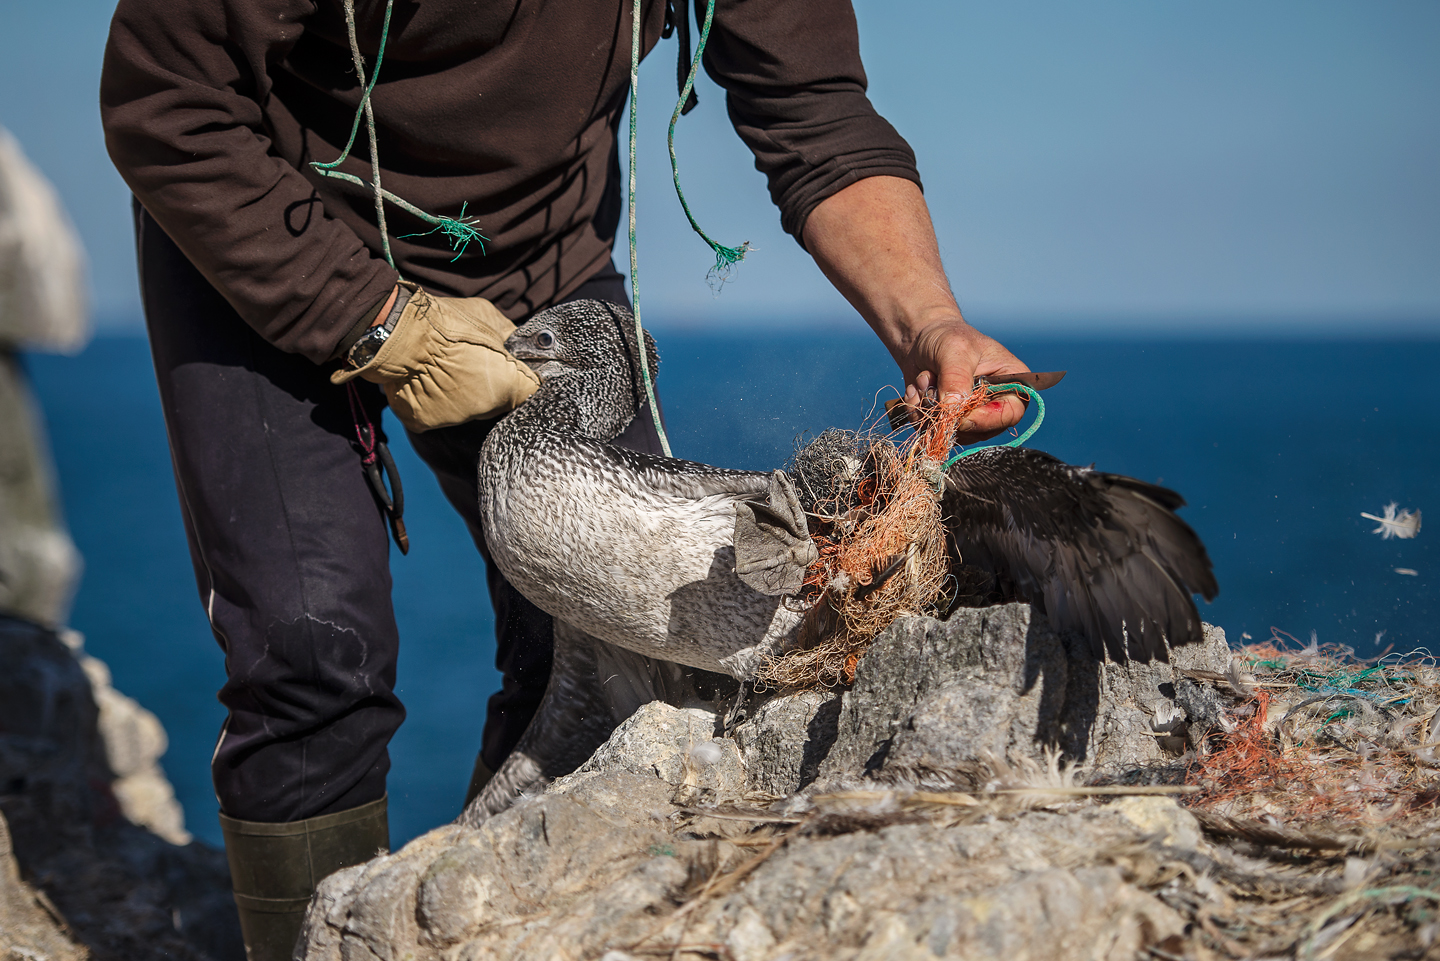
left=505, top=335, right=547, bottom=368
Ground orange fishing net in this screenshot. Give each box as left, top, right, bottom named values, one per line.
left=754, top=387, right=996, bottom=690
left=1189, top=690, right=1302, bottom=807
left=1186, top=639, right=1440, bottom=826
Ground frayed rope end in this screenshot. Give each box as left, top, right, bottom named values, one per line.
left=399, top=203, right=488, bottom=261
left=705, top=240, right=752, bottom=290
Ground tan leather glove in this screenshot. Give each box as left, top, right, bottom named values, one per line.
left=332, top=284, right=540, bottom=432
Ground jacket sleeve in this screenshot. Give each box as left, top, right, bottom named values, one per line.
left=702, top=0, right=922, bottom=245
left=101, top=0, right=398, bottom=363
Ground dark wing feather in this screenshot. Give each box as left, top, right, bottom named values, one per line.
left=941, top=447, right=1217, bottom=663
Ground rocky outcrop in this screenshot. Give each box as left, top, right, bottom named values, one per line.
left=0, top=807, right=86, bottom=961
left=0, top=352, right=83, bottom=632
left=736, top=603, right=1227, bottom=797
left=0, top=125, right=89, bottom=633
left=0, top=126, right=89, bottom=353
left=304, top=752, right=1204, bottom=961
left=0, top=615, right=241, bottom=961
left=301, top=604, right=1238, bottom=961
left=0, top=129, right=231, bottom=960
left=70, top=645, right=190, bottom=846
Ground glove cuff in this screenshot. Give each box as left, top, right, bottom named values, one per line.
left=330, top=282, right=426, bottom=385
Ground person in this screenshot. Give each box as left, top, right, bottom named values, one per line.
left=100, top=2, right=1030, bottom=957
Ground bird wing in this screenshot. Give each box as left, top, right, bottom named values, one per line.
left=600, top=443, right=772, bottom=499
left=941, top=446, right=1218, bottom=663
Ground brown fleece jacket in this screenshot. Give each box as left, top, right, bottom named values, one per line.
left=101, top=0, right=919, bottom=363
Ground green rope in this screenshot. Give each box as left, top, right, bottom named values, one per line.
left=309, top=0, right=387, bottom=176
left=310, top=0, right=731, bottom=459
left=309, top=0, right=487, bottom=268
left=628, top=0, right=672, bottom=456
left=668, top=0, right=750, bottom=284
left=629, top=0, right=754, bottom=455
left=398, top=203, right=488, bottom=261
left=940, top=384, right=1046, bottom=471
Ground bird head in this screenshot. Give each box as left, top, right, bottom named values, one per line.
left=507, top=299, right=661, bottom=440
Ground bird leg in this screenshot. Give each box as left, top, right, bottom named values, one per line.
left=458, top=620, right=617, bottom=826
left=457, top=621, right=736, bottom=827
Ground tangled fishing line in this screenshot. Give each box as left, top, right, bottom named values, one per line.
left=755, top=383, right=1041, bottom=690
left=1186, top=631, right=1440, bottom=826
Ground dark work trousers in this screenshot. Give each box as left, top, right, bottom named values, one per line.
left=135, top=203, right=661, bottom=823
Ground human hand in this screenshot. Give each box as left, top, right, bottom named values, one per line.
left=332, top=284, right=540, bottom=432
left=899, top=316, right=1031, bottom=444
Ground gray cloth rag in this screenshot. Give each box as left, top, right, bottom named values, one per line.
left=733, top=470, right=818, bottom=596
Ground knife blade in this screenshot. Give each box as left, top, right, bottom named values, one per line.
left=976, top=370, right=1067, bottom=391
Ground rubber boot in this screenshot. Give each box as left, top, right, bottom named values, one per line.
left=219, top=796, right=389, bottom=961
left=463, top=752, right=495, bottom=808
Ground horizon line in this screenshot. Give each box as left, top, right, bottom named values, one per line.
left=80, top=312, right=1440, bottom=341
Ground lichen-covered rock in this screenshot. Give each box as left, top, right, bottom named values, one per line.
left=813, top=605, right=1063, bottom=784
left=577, top=701, right=745, bottom=803
left=681, top=805, right=1191, bottom=961
left=780, top=604, right=1230, bottom=788
left=731, top=690, right=839, bottom=795
left=302, top=774, right=693, bottom=961
left=299, top=608, right=1232, bottom=961
left=1062, top=619, right=1229, bottom=772
left=302, top=775, right=1197, bottom=961
left=726, top=605, right=1234, bottom=799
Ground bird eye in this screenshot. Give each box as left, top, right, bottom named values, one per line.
left=536, top=330, right=555, bottom=349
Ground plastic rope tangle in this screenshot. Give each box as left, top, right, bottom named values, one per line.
left=940, top=384, right=1046, bottom=471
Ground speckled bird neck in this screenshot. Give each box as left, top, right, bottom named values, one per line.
left=497, top=365, right=634, bottom=443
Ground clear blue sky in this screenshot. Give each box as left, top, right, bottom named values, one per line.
left=2, top=1, right=1437, bottom=334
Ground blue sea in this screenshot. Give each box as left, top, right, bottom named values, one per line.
left=25, top=330, right=1439, bottom=849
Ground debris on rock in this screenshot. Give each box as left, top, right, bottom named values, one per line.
left=1185, top=630, right=1440, bottom=829
left=303, top=606, right=1440, bottom=961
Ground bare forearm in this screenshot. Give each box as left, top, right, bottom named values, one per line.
left=803, top=177, right=958, bottom=374
left=803, top=176, right=1029, bottom=436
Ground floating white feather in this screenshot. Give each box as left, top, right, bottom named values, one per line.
left=1360, top=502, right=1421, bottom=540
